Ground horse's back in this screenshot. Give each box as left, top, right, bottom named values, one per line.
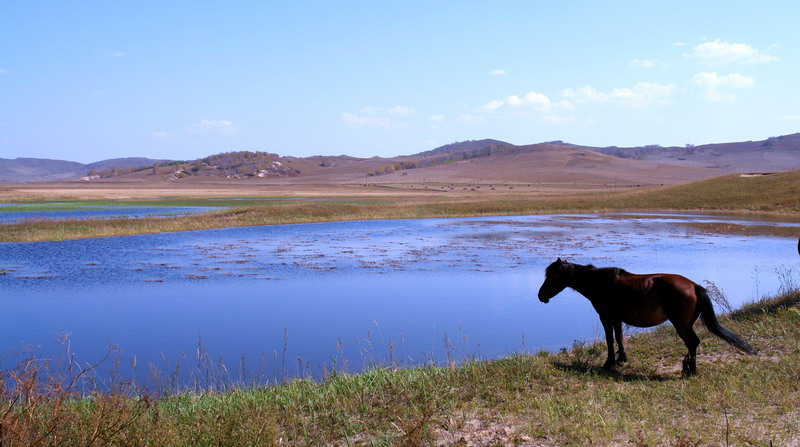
left=611, top=271, right=700, bottom=326
left=618, top=271, right=697, bottom=293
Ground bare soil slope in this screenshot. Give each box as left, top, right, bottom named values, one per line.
left=353, top=144, right=715, bottom=186
left=596, top=132, right=800, bottom=172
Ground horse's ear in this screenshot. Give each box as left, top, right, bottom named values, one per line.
left=556, top=257, right=562, bottom=263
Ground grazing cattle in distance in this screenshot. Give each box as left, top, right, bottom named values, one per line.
left=538, top=258, right=754, bottom=377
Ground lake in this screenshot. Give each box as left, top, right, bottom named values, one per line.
left=1, top=213, right=798, bottom=385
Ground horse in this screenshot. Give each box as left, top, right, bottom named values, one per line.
left=537, top=258, right=754, bottom=376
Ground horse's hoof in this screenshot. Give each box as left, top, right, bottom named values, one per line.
left=616, top=354, right=628, bottom=365
left=681, top=358, right=696, bottom=378
left=602, top=360, right=615, bottom=371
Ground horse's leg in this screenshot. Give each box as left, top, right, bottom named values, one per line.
left=613, top=321, right=627, bottom=364
left=673, top=323, right=700, bottom=377
left=600, top=317, right=616, bottom=370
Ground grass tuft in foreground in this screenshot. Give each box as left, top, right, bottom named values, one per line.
left=1, top=290, right=798, bottom=446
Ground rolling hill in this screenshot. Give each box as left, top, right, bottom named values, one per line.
left=590, top=132, right=800, bottom=172
left=0, top=157, right=169, bottom=182
left=0, top=158, right=87, bottom=182
left=353, top=143, right=713, bottom=187
left=4, top=133, right=800, bottom=185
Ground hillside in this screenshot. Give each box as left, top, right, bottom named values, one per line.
left=86, top=157, right=171, bottom=171
left=0, top=157, right=86, bottom=182
left=0, top=157, right=169, bottom=182
left=358, top=143, right=714, bottom=186
left=593, top=132, right=800, bottom=172
left=5, top=132, right=800, bottom=185
left=414, top=139, right=513, bottom=157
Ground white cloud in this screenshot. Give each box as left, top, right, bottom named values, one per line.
left=628, top=59, right=659, bottom=68
left=688, top=39, right=778, bottom=65
left=384, top=106, right=413, bottom=116
left=187, top=119, right=235, bottom=134
left=692, top=72, right=754, bottom=88
left=340, top=113, right=392, bottom=128
left=672, top=41, right=686, bottom=47
left=482, top=91, right=573, bottom=113
left=341, top=106, right=413, bottom=128
left=691, top=72, right=754, bottom=101
left=428, top=114, right=445, bottom=123
left=112, top=51, right=125, bottom=57
left=151, top=131, right=169, bottom=139
left=561, top=82, right=676, bottom=107
left=490, top=69, right=507, bottom=76
left=0, top=69, right=9, bottom=74
left=783, top=115, right=800, bottom=121
left=359, top=106, right=381, bottom=115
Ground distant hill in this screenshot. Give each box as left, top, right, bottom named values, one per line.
left=590, top=133, right=800, bottom=172
left=0, top=157, right=87, bottom=182
left=415, top=139, right=513, bottom=157
left=0, top=157, right=170, bottom=182
left=409, top=134, right=800, bottom=174
left=358, top=143, right=713, bottom=186
left=168, top=151, right=300, bottom=179
left=4, top=133, right=800, bottom=184
left=86, top=157, right=171, bottom=171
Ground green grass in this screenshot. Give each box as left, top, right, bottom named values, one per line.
left=2, top=291, right=798, bottom=446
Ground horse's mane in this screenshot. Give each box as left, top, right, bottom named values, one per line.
left=567, top=262, right=624, bottom=285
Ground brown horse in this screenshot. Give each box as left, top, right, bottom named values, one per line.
left=538, top=258, right=754, bottom=376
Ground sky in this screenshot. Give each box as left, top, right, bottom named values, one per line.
left=2, top=1, right=800, bottom=163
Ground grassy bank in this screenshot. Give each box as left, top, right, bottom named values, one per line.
left=1, top=170, right=799, bottom=242
left=1, top=290, right=798, bottom=446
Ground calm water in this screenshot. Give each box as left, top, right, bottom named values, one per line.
left=0, top=204, right=221, bottom=224
left=1, top=213, right=798, bottom=383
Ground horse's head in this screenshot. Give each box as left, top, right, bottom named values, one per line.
left=538, top=258, right=570, bottom=303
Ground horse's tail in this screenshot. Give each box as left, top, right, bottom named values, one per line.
left=696, top=285, right=755, bottom=354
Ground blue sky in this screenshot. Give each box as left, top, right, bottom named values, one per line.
left=2, top=1, right=799, bottom=163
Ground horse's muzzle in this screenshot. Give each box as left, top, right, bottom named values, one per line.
left=538, top=295, right=550, bottom=303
